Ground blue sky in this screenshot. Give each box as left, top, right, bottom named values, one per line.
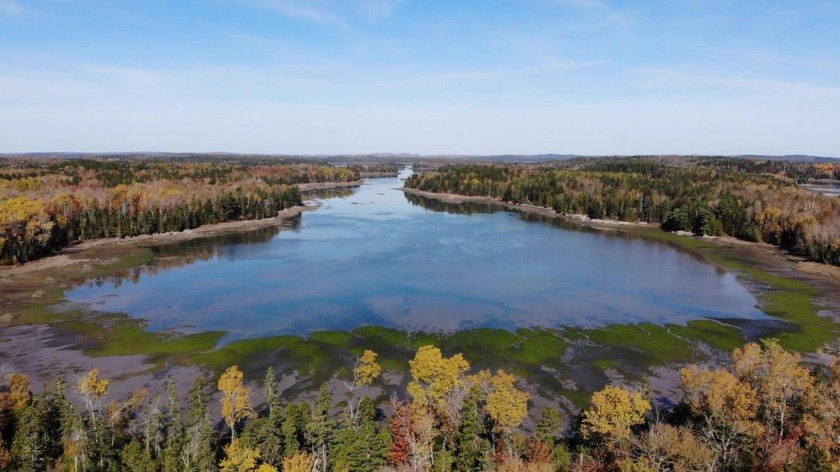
left=1, top=0, right=838, bottom=155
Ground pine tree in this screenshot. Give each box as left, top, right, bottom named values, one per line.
left=306, top=383, right=335, bottom=471
left=332, top=398, right=388, bottom=472
left=122, top=438, right=156, bottom=472
left=10, top=398, right=49, bottom=472
left=536, top=407, right=562, bottom=447
left=182, top=375, right=217, bottom=472
left=454, top=387, right=490, bottom=472
left=162, top=378, right=185, bottom=472
left=282, top=403, right=310, bottom=459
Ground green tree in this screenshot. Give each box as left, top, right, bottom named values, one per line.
left=306, top=383, right=334, bottom=471
left=282, top=402, right=310, bottom=459
left=332, top=401, right=389, bottom=472
left=162, top=378, right=185, bottom=472
left=536, top=407, right=562, bottom=447
left=182, top=375, right=217, bottom=472
left=242, top=367, right=285, bottom=467
left=454, top=387, right=491, bottom=472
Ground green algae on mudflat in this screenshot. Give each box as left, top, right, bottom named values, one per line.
left=624, top=227, right=839, bottom=352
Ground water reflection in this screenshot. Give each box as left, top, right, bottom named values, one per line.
left=79, top=217, right=301, bottom=289
left=66, top=171, right=768, bottom=343
left=403, top=193, right=505, bottom=215
left=303, top=187, right=356, bottom=200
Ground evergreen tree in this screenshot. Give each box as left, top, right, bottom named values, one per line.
left=162, top=378, right=185, bottom=472
left=306, top=383, right=334, bottom=471
left=241, top=371, right=285, bottom=470
left=182, top=375, right=217, bottom=472
left=10, top=398, right=48, bottom=472
left=536, top=407, right=562, bottom=447
left=122, top=438, right=156, bottom=472
left=332, top=398, right=388, bottom=472
left=454, top=387, right=490, bottom=472
left=282, top=402, right=310, bottom=459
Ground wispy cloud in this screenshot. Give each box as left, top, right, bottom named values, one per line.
left=241, top=0, right=346, bottom=27
left=359, top=0, right=403, bottom=21
left=0, top=1, right=22, bottom=15
left=553, top=0, right=608, bottom=10
left=390, top=58, right=610, bottom=86
left=628, top=67, right=840, bottom=98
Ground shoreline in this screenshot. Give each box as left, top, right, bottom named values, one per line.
left=1, top=180, right=365, bottom=277
left=0, top=204, right=313, bottom=277
left=298, top=179, right=363, bottom=191
left=399, top=187, right=840, bottom=281
left=2, top=180, right=839, bottom=418
left=400, top=187, right=658, bottom=230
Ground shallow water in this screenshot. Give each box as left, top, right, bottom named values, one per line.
left=67, top=168, right=767, bottom=342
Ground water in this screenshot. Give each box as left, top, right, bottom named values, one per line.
left=801, top=182, right=840, bottom=197
left=67, top=168, right=767, bottom=342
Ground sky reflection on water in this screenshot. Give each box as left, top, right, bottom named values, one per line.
left=67, top=169, right=767, bottom=342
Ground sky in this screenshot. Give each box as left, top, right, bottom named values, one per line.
left=0, top=0, right=838, bottom=156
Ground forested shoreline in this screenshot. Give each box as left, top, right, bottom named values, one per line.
left=404, top=157, right=840, bottom=266
left=1, top=341, right=837, bottom=471
left=0, top=158, right=359, bottom=265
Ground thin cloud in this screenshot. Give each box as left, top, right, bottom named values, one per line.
left=0, top=1, right=22, bottom=15
left=242, top=0, right=346, bottom=27
left=359, top=0, right=403, bottom=21
left=391, top=59, right=610, bottom=86
left=553, top=0, right=608, bottom=10
left=628, top=67, right=840, bottom=97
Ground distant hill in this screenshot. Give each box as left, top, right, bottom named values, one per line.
left=0, top=152, right=836, bottom=162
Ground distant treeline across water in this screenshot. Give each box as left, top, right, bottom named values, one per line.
left=405, top=157, right=840, bottom=266
left=0, top=157, right=359, bottom=265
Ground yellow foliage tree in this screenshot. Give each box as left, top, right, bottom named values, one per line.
left=680, top=366, right=763, bottom=467
left=581, top=385, right=650, bottom=449
left=8, top=372, right=31, bottom=411
left=732, top=339, right=812, bottom=441
left=346, top=349, right=382, bottom=425
left=218, top=365, right=254, bottom=441
left=355, top=349, right=382, bottom=385
left=802, top=359, right=840, bottom=467
left=407, top=345, right=470, bottom=411
left=77, top=367, right=109, bottom=421
left=219, top=439, right=278, bottom=472
left=283, top=450, right=316, bottom=472
left=482, top=370, right=530, bottom=457
left=630, top=422, right=714, bottom=472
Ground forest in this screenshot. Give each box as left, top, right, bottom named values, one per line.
left=346, top=164, right=400, bottom=177
left=404, top=157, right=840, bottom=266
left=0, top=340, right=837, bottom=471
left=0, top=157, right=359, bottom=265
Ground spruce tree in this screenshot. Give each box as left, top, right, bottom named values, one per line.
left=454, top=387, right=490, bottom=472
left=282, top=402, right=310, bottom=459
left=183, top=375, right=217, bottom=472
left=162, top=378, right=185, bottom=472
left=10, top=398, right=48, bottom=472
left=332, top=397, right=388, bottom=472
left=536, top=407, right=562, bottom=447
left=306, top=383, right=334, bottom=471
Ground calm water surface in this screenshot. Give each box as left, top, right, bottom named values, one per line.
left=68, top=168, right=767, bottom=342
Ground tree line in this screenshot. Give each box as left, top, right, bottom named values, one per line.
left=1, top=340, right=837, bottom=471
left=404, top=158, right=840, bottom=266
left=346, top=164, right=400, bottom=177
left=0, top=158, right=360, bottom=265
